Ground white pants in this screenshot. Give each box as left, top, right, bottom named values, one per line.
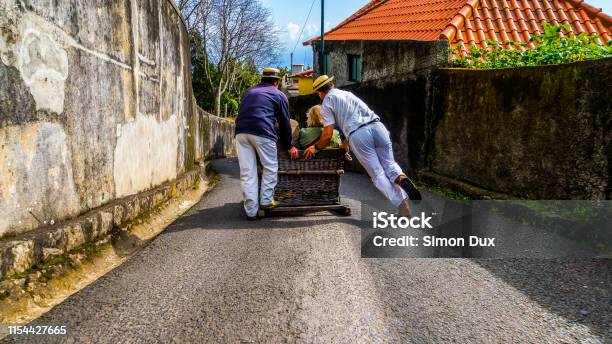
left=349, top=121, right=408, bottom=207
left=236, top=133, right=278, bottom=217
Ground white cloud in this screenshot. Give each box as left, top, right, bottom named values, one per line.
left=287, top=22, right=300, bottom=42
left=286, top=22, right=321, bottom=46
left=304, top=24, right=318, bottom=38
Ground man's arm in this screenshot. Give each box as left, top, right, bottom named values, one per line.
left=304, top=125, right=334, bottom=159
left=277, top=94, right=299, bottom=159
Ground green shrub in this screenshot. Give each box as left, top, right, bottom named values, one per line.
left=449, top=23, right=612, bottom=69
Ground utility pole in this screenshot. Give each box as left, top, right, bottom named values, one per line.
left=320, top=0, right=325, bottom=75
left=290, top=52, right=293, bottom=72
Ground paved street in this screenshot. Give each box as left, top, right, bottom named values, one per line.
left=6, top=158, right=610, bottom=343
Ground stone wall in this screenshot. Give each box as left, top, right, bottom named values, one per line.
left=196, top=107, right=236, bottom=161
left=0, top=0, right=235, bottom=238
left=430, top=58, right=611, bottom=199
left=311, top=40, right=448, bottom=87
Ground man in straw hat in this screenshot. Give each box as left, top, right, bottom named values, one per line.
left=304, top=75, right=421, bottom=215
left=235, top=68, right=299, bottom=220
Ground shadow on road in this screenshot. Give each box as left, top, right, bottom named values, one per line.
left=475, top=258, right=611, bottom=337
left=165, top=202, right=363, bottom=233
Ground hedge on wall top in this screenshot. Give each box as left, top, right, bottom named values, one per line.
left=449, top=23, right=612, bottom=69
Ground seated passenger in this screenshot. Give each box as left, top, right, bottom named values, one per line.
left=290, top=118, right=300, bottom=146
left=275, top=118, right=301, bottom=147
left=298, top=105, right=341, bottom=149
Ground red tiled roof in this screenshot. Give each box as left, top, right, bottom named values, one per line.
left=304, top=0, right=612, bottom=51
left=288, top=69, right=314, bottom=78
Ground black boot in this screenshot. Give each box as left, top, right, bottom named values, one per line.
left=399, top=178, right=422, bottom=201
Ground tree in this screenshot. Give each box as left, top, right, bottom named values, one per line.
left=177, top=0, right=212, bottom=32
left=190, top=32, right=216, bottom=111
left=178, top=0, right=282, bottom=116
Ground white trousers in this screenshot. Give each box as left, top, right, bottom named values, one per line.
left=236, top=133, right=278, bottom=217
left=349, top=121, right=408, bottom=207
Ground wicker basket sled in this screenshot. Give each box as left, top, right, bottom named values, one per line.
left=258, top=148, right=351, bottom=216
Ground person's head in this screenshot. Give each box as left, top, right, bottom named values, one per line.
left=316, top=82, right=333, bottom=99
left=312, top=75, right=335, bottom=100
left=261, top=77, right=281, bottom=87
left=261, top=68, right=282, bottom=88
left=306, top=105, right=323, bottom=127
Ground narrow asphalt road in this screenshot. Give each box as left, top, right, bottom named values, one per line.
left=6, top=158, right=610, bottom=343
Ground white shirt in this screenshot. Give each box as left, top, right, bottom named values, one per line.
left=320, top=88, right=380, bottom=138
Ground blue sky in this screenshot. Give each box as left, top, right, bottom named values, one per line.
left=262, top=0, right=370, bottom=68
left=264, top=0, right=612, bottom=69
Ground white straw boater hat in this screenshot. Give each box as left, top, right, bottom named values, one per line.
left=312, top=75, right=334, bottom=92
left=262, top=67, right=282, bottom=79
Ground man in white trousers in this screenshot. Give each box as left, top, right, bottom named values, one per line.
left=304, top=75, right=421, bottom=215
left=235, top=68, right=299, bottom=220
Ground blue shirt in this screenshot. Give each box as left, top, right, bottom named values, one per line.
left=235, top=83, right=292, bottom=149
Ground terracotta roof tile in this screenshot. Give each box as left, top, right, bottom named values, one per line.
left=289, top=69, right=314, bottom=78
left=304, top=0, right=612, bottom=52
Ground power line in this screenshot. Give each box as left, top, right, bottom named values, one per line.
left=291, top=0, right=317, bottom=56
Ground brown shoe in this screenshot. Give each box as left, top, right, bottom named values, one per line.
left=398, top=198, right=412, bottom=217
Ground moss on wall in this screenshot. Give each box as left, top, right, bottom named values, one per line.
left=0, top=0, right=235, bottom=237
left=430, top=58, right=611, bottom=199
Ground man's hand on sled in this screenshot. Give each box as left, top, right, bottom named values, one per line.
left=288, top=146, right=300, bottom=159
left=341, top=140, right=349, bottom=153
left=304, top=145, right=318, bottom=159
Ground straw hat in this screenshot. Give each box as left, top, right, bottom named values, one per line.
left=312, top=75, right=335, bottom=92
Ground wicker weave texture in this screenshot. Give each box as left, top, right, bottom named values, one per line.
left=278, top=149, right=345, bottom=171
left=260, top=149, right=345, bottom=206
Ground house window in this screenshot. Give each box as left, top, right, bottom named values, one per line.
left=323, top=53, right=333, bottom=75
left=348, top=55, right=362, bottom=82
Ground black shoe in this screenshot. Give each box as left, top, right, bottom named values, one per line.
left=399, top=178, right=422, bottom=201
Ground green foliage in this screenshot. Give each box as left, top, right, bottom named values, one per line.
left=222, top=93, right=239, bottom=115
left=449, top=23, right=612, bottom=69
left=191, top=32, right=215, bottom=111
left=190, top=32, right=262, bottom=116
left=190, top=34, right=294, bottom=117
left=277, top=66, right=290, bottom=77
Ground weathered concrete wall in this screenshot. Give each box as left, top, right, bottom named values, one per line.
left=311, top=40, right=448, bottom=87
left=430, top=58, right=611, bottom=199
left=0, top=0, right=235, bottom=238
left=196, top=106, right=236, bottom=161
